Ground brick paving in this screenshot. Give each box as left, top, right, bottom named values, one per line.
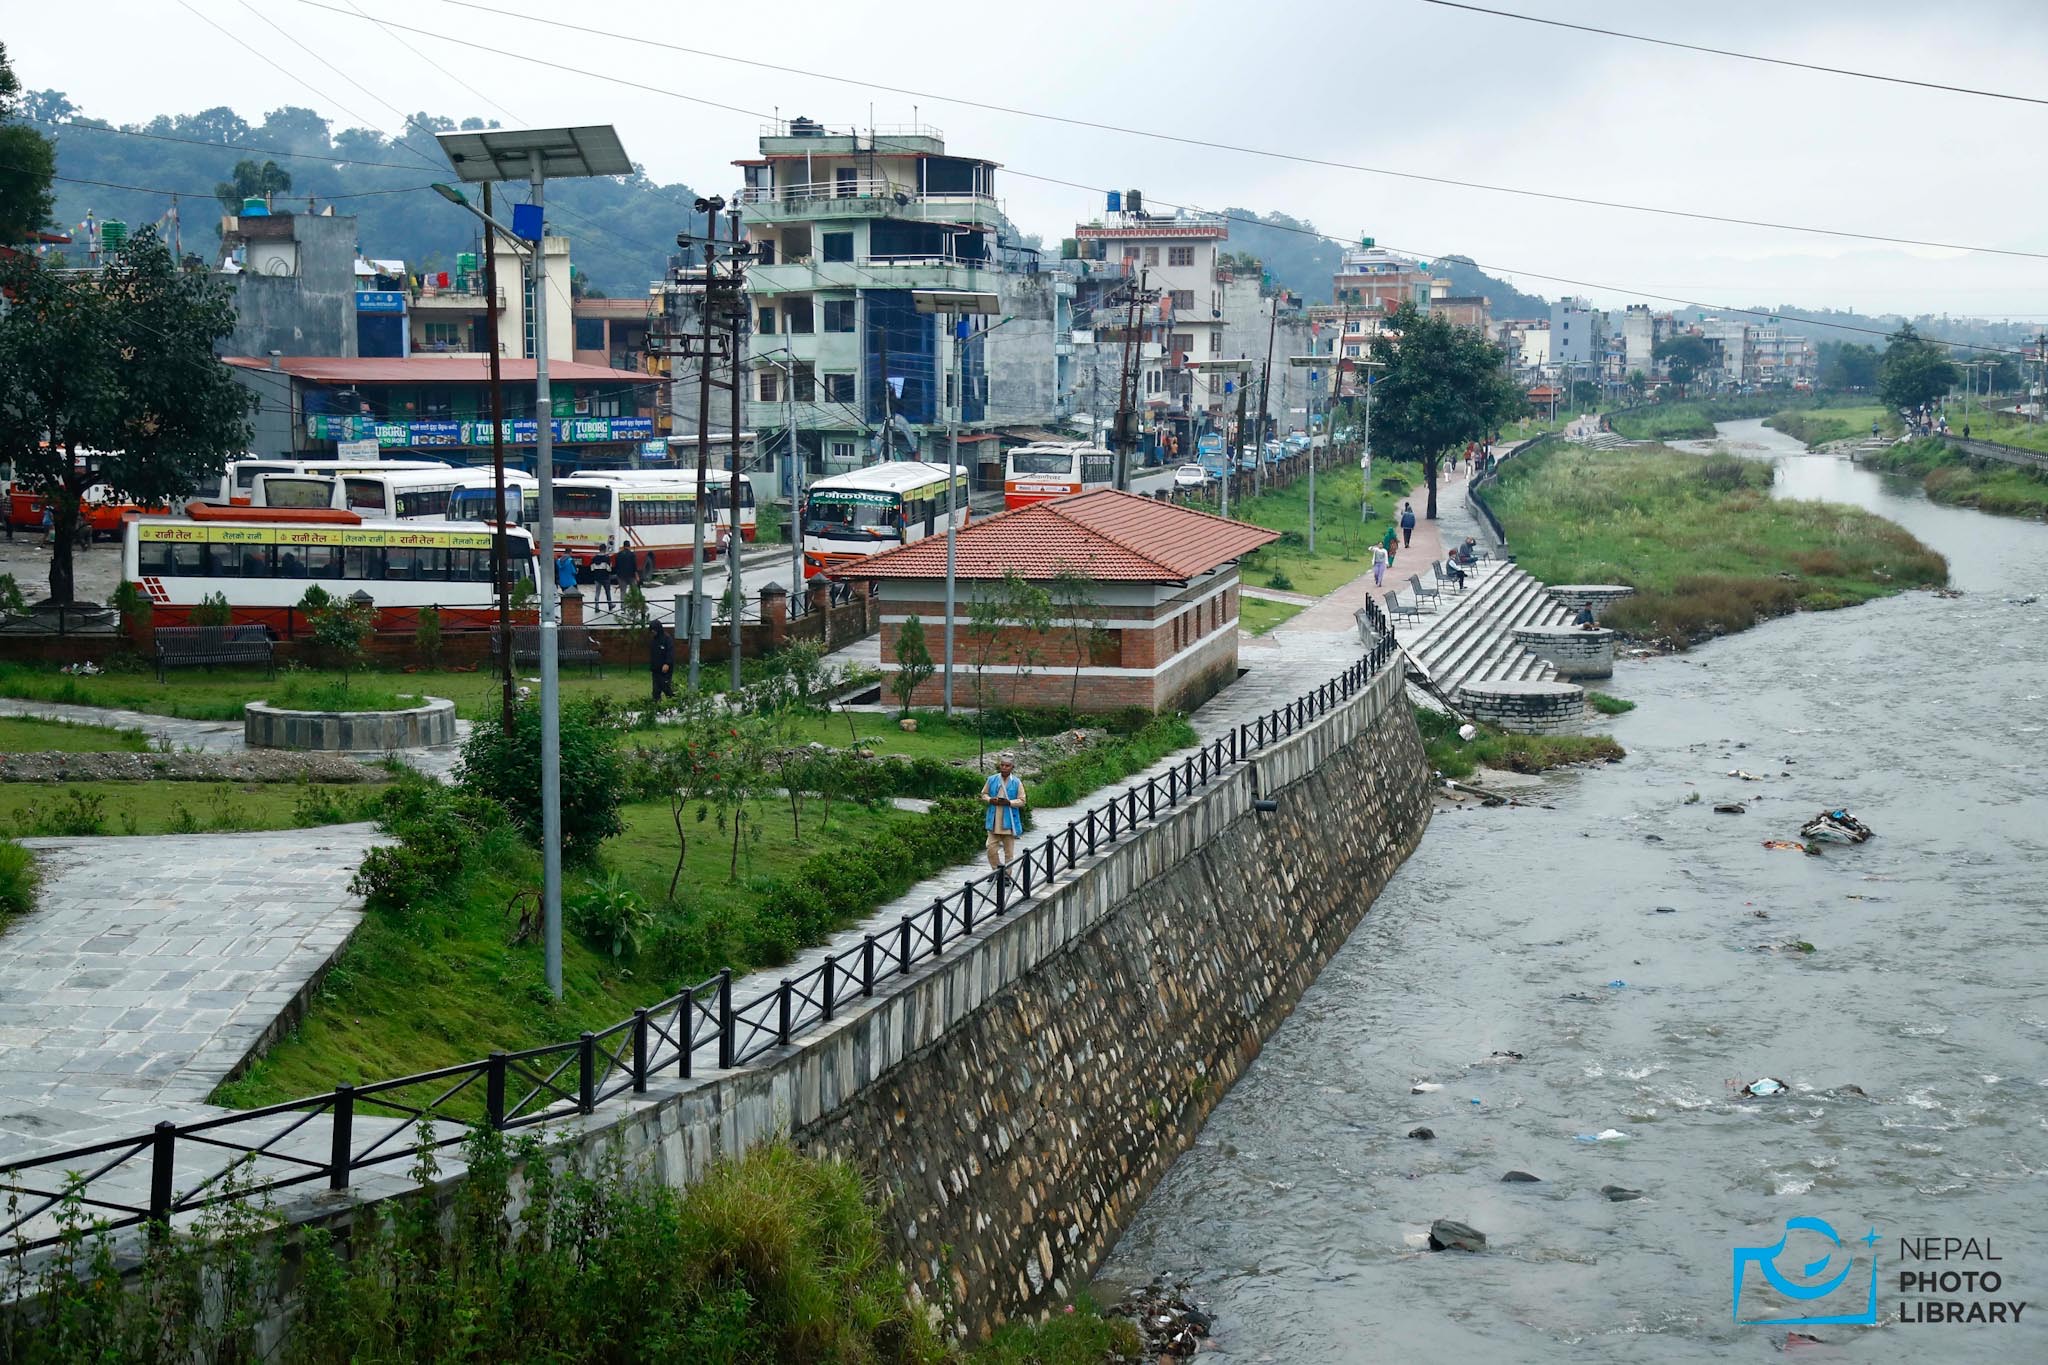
left=0, top=698, right=467, bottom=780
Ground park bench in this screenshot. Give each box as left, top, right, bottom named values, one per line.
left=154, top=625, right=274, bottom=683
left=1432, top=560, right=1467, bottom=594
left=1384, top=590, right=1422, bottom=625
left=491, top=625, right=604, bottom=674
left=1408, top=573, right=1442, bottom=611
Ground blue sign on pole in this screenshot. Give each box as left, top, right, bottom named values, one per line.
left=512, top=203, right=544, bottom=243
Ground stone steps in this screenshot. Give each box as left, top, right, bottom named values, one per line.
left=1399, top=561, right=1576, bottom=698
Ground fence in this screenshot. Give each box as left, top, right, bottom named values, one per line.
left=0, top=617, right=1399, bottom=1255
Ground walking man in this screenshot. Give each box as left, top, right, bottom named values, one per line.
left=1399, top=501, right=1417, bottom=550
left=588, top=541, right=615, bottom=612
left=554, top=548, right=578, bottom=598
left=649, top=620, right=675, bottom=707
left=982, top=757, right=1025, bottom=872
left=614, top=541, right=639, bottom=594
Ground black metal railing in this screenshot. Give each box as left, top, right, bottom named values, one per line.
left=0, top=631, right=1400, bottom=1254
left=1467, top=432, right=1553, bottom=550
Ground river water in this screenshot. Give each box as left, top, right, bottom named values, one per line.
left=1096, top=420, right=2048, bottom=1361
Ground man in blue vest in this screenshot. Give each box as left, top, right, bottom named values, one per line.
left=982, top=757, right=1025, bottom=871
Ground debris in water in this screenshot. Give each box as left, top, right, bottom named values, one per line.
left=1761, top=839, right=1807, bottom=852
left=1653, top=905, right=1678, bottom=914
left=1740, top=1078, right=1788, bottom=1098
left=1411, top=1082, right=1444, bottom=1094
left=1458, top=723, right=1478, bottom=741
left=1715, top=802, right=1748, bottom=814
left=1933, top=587, right=1964, bottom=599
left=1800, top=809, right=1874, bottom=844
left=1111, top=1280, right=1213, bottom=1358
left=1574, top=1129, right=1632, bottom=1143
left=1501, top=1170, right=1542, bottom=1183
left=1601, top=1185, right=1647, bottom=1202
left=1407, top=1126, right=1436, bottom=1140
left=1782, top=1331, right=1827, bottom=1349
left=1751, top=909, right=1771, bottom=920
left=1607, top=979, right=1628, bottom=989
left=1728, top=769, right=1764, bottom=781
left=2006, top=595, right=2038, bottom=605
left=1756, top=940, right=1818, bottom=955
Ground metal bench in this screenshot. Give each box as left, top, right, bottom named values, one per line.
left=491, top=625, right=605, bottom=674
left=154, top=625, right=274, bottom=683
left=1384, top=590, right=1422, bottom=625
left=1432, top=560, right=1468, bottom=593
left=1408, top=572, right=1442, bottom=611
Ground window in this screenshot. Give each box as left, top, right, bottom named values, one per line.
left=423, top=321, right=465, bottom=350
left=1123, top=247, right=1140, bottom=262
left=783, top=298, right=814, bottom=333
left=792, top=363, right=816, bottom=401
left=822, top=299, right=856, bottom=332
left=821, top=232, right=854, bottom=263
left=757, top=306, right=776, bottom=334
left=396, top=489, right=454, bottom=519
left=944, top=372, right=956, bottom=407
left=1169, top=246, right=1194, bottom=267
left=824, top=372, right=856, bottom=402
left=1143, top=246, right=1159, bottom=266
left=1145, top=370, right=1161, bottom=394
left=1208, top=331, right=1222, bottom=354
left=835, top=166, right=858, bottom=195
left=574, top=318, right=605, bottom=350
left=830, top=441, right=856, bottom=464
left=759, top=370, right=779, bottom=402
left=1170, top=332, right=1194, bottom=355
left=1170, top=289, right=1194, bottom=311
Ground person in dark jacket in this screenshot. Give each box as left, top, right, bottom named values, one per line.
left=613, top=542, right=639, bottom=592
left=649, top=621, right=675, bottom=706
left=1399, top=501, right=1417, bottom=549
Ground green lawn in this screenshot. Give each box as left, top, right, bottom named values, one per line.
left=0, top=781, right=383, bottom=838
left=1228, top=459, right=1427, bottom=598
left=0, top=715, right=150, bottom=753
left=1766, top=405, right=1891, bottom=447
left=1238, top=595, right=1307, bottom=635
left=1935, top=404, right=2048, bottom=456
left=1866, top=438, right=2048, bottom=519
left=775, top=708, right=1012, bottom=763
left=1489, top=442, right=1947, bottom=645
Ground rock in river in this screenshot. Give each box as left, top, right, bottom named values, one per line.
left=1427, top=1218, right=1488, bottom=1252
left=1501, top=1170, right=1542, bottom=1183
left=1407, top=1126, right=1435, bottom=1140
left=1601, top=1185, right=1647, bottom=1202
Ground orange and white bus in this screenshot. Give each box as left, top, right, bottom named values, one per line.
left=123, top=503, right=535, bottom=631
left=1002, top=442, right=1114, bottom=509
left=446, top=470, right=756, bottom=572
left=801, top=461, right=968, bottom=578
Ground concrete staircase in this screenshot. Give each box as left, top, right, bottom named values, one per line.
left=1392, top=559, right=1577, bottom=698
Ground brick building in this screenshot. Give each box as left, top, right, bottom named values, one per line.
left=836, top=490, right=1277, bottom=714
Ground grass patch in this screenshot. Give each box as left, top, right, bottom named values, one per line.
left=968, top=1299, right=1143, bottom=1364
left=1238, top=595, right=1307, bottom=635
left=1587, top=691, right=1636, bottom=716
left=1229, top=459, right=1427, bottom=598
left=1610, top=394, right=1832, bottom=443
left=263, top=677, right=432, bottom=712
left=0, top=715, right=150, bottom=753
left=1866, top=438, right=2048, bottom=519
left=1936, top=404, right=2048, bottom=457
left=0, top=839, right=34, bottom=925
left=777, top=708, right=1003, bottom=765
left=1032, top=714, right=1198, bottom=808
left=1489, top=441, right=1947, bottom=646
left=1414, top=705, right=1624, bottom=780
left=1766, top=405, right=1891, bottom=448
left=0, top=781, right=384, bottom=838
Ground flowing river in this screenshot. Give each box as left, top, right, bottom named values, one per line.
left=1095, top=419, right=2048, bottom=1361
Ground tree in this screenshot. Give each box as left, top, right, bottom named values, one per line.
left=309, top=592, right=374, bottom=691
left=1654, top=334, right=1719, bottom=396
left=1878, top=324, right=1957, bottom=415
left=1818, top=340, right=1879, bottom=392
left=1049, top=566, right=1111, bottom=714
left=891, top=614, right=936, bottom=717
left=0, top=43, right=56, bottom=244
left=0, top=228, right=254, bottom=604
left=1626, top=370, right=1648, bottom=399
left=213, top=158, right=293, bottom=212
left=1365, top=302, right=1523, bottom=519
left=965, top=571, right=1054, bottom=766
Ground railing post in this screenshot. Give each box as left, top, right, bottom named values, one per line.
left=995, top=865, right=1008, bottom=917
left=328, top=1084, right=355, bottom=1191
left=1066, top=821, right=1077, bottom=868
left=822, top=955, right=838, bottom=1022
left=717, top=969, right=734, bottom=1070
left=862, top=934, right=877, bottom=996
left=962, top=881, right=976, bottom=935
left=777, top=980, right=793, bottom=1045
left=578, top=1032, right=597, bottom=1114
left=678, top=988, right=694, bottom=1078
left=631, top=1009, right=650, bottom=1094
left=148, top=1122, right=176, bottom=1238
left=1085, top=811, right=1098, bottom=856
left=933, top=897, right=948, bottom=955
left=1108, top=800, right=1119, bottom=840
left=898, top=916, right=913, bottom=974
left=486, top=1052, right=507, bottom=1128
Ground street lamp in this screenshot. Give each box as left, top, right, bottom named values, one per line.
left=435, top=126, right=633, bottom=1002
left=1292, top=354, right=1380, bottom=553
left=912, top=289, right=999, bottom=716
left=1186, top=358, right=1255, bottom=517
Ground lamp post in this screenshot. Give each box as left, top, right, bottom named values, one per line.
left=436, top=126, right=633, bottom=1002
left=912, top=290, right=999, bottom=715
left=1187, top=357, right=1254, bottom=517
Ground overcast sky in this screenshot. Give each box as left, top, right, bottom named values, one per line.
left=13, top=0, right=2048, bottom=319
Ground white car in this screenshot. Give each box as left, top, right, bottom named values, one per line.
left=1173, top=463, right=1212, bottom=489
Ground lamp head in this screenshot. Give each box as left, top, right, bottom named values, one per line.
left=431, top=183, right=468, bottom=207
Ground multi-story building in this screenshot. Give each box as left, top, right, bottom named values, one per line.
left=736, top=118, right=1046, bottom=480
left=1332, top=241, right=1435, bottom=317
left=1617, top=303, right=1657, bottom=380
left=1748, top=325, right=1817, bottom=388
left=1550, top=296, right=1602, bottom=370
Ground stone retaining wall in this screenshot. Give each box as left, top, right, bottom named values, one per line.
left=244, top=698, right=456, bottom=751
left=1458, top=679, right=1586, bottom=734
left=1544, top=584, right=1636, bottom=613
left=1512, top=625, right=1615, bottom=679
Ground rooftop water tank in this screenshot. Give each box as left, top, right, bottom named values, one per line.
left=241, top=197, right=270, bottom=217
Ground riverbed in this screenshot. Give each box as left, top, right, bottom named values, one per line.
left=1096, top=420, right=2048, bottom=1361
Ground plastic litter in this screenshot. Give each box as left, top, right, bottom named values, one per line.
left=1607, top=980, right=1628, bottom=989
left=1800, top=809, right=1874, bottom=844
left=1741, top=1078, right=1787, bottom=1097
left=1458, top=723, right=1478, bottom=742
left=1411, top=1082, right=1443, bottom=1094
left=1469, top=1098, right=1482, bottom=1106
left=1761, top=839, right=1806, bottom=852
left=1574, top=1129, right=1631, bottom=1143
left=1727, top=769, right=1763, bottom=781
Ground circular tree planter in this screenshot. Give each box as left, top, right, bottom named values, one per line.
left=1456, top=680, right=1586, bottom=735
left=1513, top=625, right=1615, bottom=679
left=245, top=697, right=457, bottom=751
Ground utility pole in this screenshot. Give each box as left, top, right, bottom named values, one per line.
left=480, top=182, right=515, bottom=735
left=1257, top=293, right=1279, bottom=469
left=1230, top=380, right=1247, bottom=518
left=1110, top=269, right=1149, bottom=489
left=726, top=207, right=746, bottom=693
left=785, top=358, right=800, bottom=607
left=689, top=222, right=715, bottom=691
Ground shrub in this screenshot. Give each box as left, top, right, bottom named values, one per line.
left=1033, top=714, right=1197, bottom=808
left=309, top=592, right=375, bottom=689
left=350, top=781, right=515, bottom=910
left=0, top=839, right=35, bottom=921
left=456, top=700, right=625, bottom=865
left=9, top=787, right=106, bottom=838
left=1265, top=570, right=1295, bottom=591
left=189, top=591, right=233, bottom=627
left=413, top=604, right=442, bottom=667
left=892, top=614, right=935, bottom=716
left=111, top=579, right=152, bottom=638
left=568, top=873, right=653, bottom=960
left=753, top=796, right=983, bottom=955
left=0, top=573, right=25, bottom=615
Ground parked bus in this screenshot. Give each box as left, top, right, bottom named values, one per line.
left=212, top=457, right=450, bottom=505
left=251, top=466, right=498, bottom=520
left=1002, top=442, right=1114, bottom=509
left=802, top=461, right=968, bottom=578
left=447, top=470, right=755, bottom=571
left=124, top=502, right=535, bottom=631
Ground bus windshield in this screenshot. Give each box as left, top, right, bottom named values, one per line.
left=1009, top=452, right=1075, bottom=476
left=806, top=493, right=899, bottom=540
left=554, top=487, right=613, bottom=519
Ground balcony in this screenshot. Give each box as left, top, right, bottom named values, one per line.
left=748, top=257, right=991, bottom=296
left=758, top=120, right=946, bottom=158
left=738, top=178, right=1001, bottom=226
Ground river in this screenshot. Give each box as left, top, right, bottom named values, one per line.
left=1095, top=419, right=2048, bottom=1361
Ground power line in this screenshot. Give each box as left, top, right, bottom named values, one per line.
left=343, top=0, right=2048, bottom=262
left=1421, top=1, right=2048, bottom=107
left=343, top=0, right=522, bottom=125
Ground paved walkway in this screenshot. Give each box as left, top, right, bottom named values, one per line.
left=0, top=826, right=384, bottom=1145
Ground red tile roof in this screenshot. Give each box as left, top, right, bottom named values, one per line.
left=834, top=489, right=1278, bottom=583
left=221, top=356, right=660, bottom=385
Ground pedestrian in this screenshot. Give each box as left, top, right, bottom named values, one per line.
left=554, top=548, right=578, bottom=597
left=614, top=541, right=639, bottom=594
left=1964, top=422, right=1971, bottom=440
left=588, top=542, right=614, bottom=611
left=1371, top=540, right=1389, bottom=587
left=982, top=757, right=1025, bottom=872
left=41, top=503, right=54, bottom=547
left=1399, top=501, right=1417, bottom=550
left=649, top=620, right=675, bottom=707
left=1380, top=522, right=1399, bottom=567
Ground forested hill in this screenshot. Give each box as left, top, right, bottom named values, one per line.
left=28, top=91, right=704, bottom=298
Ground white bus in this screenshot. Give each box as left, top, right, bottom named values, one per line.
left=125, top=503, right=535, bottom=632
left=1003, top=442, right=1115, bottom=509
left=802, top=461, right=969, bottom=579
left=447, top=470, right=755, bottom=572
left=251, top=466, right=498, bottom=520
left=213, top=457, right=451, bottom=505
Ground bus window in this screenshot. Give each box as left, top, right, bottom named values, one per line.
left=1009, top=452, right=1074, bottom=476
left=344, top=478, right=386, bottom=514
left=396, top=489, right=452, bottom=519
left=345, top=545, right=384, bottom=580
left=555, top=487, right=612, bottom=520
left=805, top=496, right=900, bottom=539
left=139, top=541, right=204, bottom=577
left=239, top=545, right=275, bottom=578
left=1082, top=454, right=1115, bottom=484
left=414, top=548, right=452, bottom=582
left=384, top=547, right=419, bottom=580
left=204, top=544, right=243, bottom=577
left=260, top=476, right=336, bottom=509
